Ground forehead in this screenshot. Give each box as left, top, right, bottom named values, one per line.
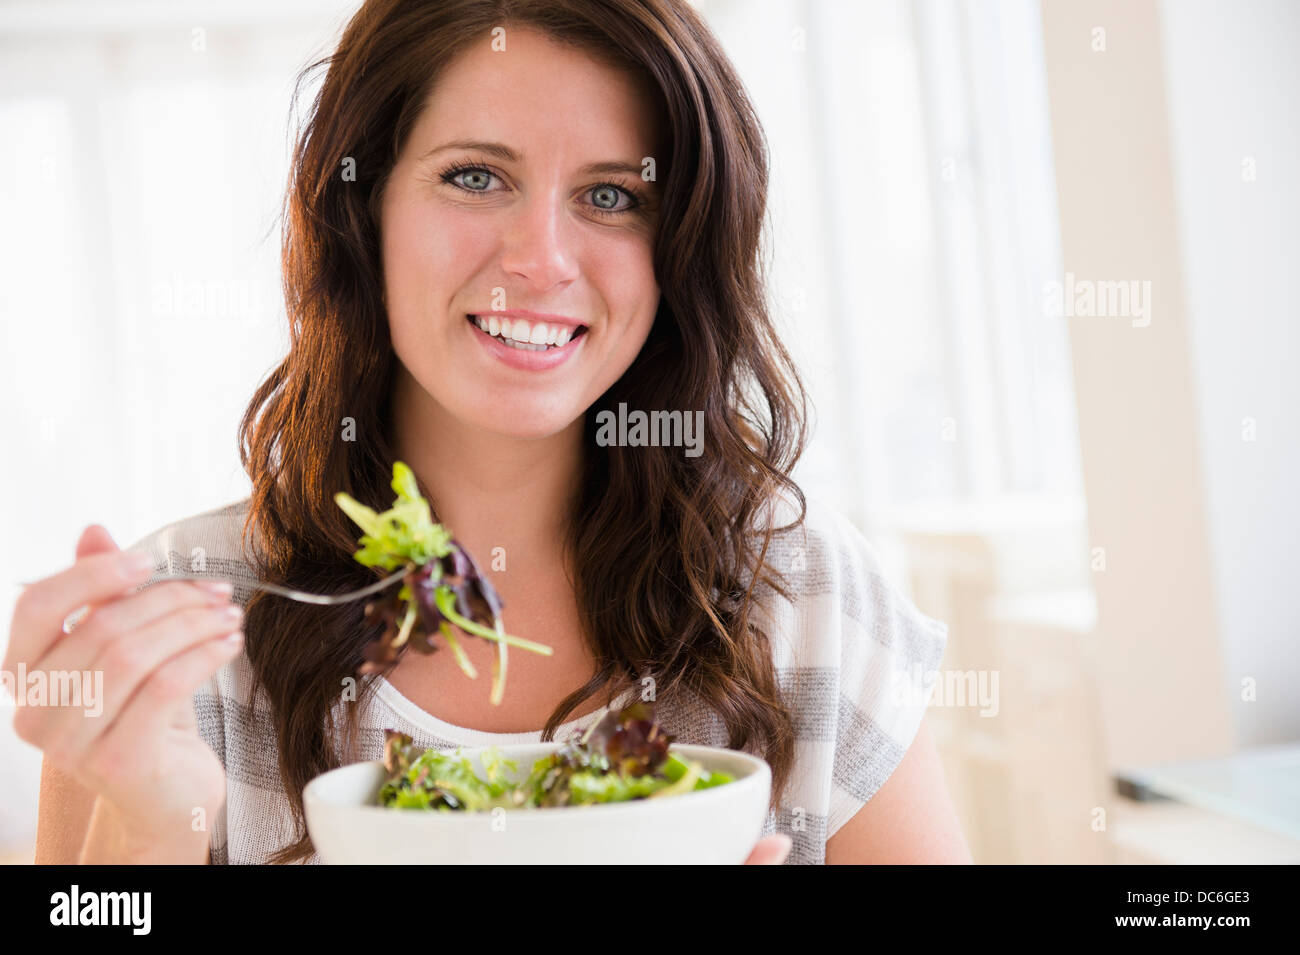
left=405, top=27, right=667, bottom=166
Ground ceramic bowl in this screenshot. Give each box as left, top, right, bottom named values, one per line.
left=303, top=742, right=771, bottom=864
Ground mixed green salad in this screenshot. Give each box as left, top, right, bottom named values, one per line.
left=335, top=461, right=552, bottom=704
left=378, top=701, right=735, bottom=810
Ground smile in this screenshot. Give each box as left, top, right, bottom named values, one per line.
left=467, top=314, right=588, bottom=351
left=466, top=313, right=589, bottom=371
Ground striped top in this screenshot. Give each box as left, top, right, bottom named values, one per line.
left=125, top=493, right=948, bottom=865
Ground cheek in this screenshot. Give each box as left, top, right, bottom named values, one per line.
left=382, top=199, right=495, bottom=308
left=609, top=242, right=659, bottom=345
left=593, top=227, right=657, bottom=309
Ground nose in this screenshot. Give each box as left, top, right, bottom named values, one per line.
left=498, top=187, right=580, bottom=292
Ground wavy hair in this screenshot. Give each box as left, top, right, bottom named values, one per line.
left=237, top=0, right=809, bottom=863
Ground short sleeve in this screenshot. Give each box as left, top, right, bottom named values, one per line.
left=819, top=506, right=949, bottom=841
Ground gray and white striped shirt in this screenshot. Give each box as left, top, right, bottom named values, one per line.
left=127, top=493, right=947, bottom=864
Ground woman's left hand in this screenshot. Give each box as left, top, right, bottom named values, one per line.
left=743, top=834, right=792, bottom=864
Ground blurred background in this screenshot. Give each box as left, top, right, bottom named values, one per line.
left=1, top=0, right=1296, bottom=863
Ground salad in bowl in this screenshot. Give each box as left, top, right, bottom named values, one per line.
left=303, top=700, right=772, bottom=864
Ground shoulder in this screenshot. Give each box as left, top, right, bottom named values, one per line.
left=124, top=497, right=256, bottom=588
left=762, top=493, right=951, bottom=845
left=758, top=491, right=948, bottom=658
left=753, top=491, right=949, bottom=706
left=747, top=491, right=952, bottom=850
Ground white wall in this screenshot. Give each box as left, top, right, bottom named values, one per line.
left=1158, top=0, right=1300, bottom=746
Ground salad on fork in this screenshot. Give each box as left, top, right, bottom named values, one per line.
left=334, top=460, right=553, bottom=705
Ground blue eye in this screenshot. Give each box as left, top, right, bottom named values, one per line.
left=589, top=184, right=634, bottom=214
left=444, top=165, right=494, bottom=191
left=437, top=161, right=644, bottom=217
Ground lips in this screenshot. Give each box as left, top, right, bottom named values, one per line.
left=466, top=313, right=587, bottom=371
left=466, top=314, right=588, bottom=350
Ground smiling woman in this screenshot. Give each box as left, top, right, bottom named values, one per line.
left=379, top=31, right=667, bottom=426
left=27, top=0, right=968, bottom=867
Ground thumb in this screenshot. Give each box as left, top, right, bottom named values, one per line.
left=76, top=524, right=120, bottom=561
left=744, top=833, right=793, bottom=865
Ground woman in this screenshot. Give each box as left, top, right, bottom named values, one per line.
left=13, top=0, right=970, bottom=864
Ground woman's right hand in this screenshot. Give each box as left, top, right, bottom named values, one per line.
left=6, top=524, right=245, bottom=860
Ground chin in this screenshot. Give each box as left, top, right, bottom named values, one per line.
left=465, top=403, right=584, bottom=442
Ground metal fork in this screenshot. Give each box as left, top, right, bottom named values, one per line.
left=147, top=568, right=412, bottom=605
left=28, top=567, right=414, bottom=636
left=21, top=566, right=412, bottom=605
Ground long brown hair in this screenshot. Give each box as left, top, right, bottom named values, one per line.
left=238, top=0, right=809, bottom=863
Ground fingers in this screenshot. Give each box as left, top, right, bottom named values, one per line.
left=23, top=599, right=244, bottom=765
left=37, top=580, right=234, bottom=678
left=86, top=631, right=244, bottom=787
left=6, top=550, right=156, bottom=669
left=75, top=524, right=119, bottom=561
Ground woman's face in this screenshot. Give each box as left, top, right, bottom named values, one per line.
left=380, top=27, right=666, bottom=440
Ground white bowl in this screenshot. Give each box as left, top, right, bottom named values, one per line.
left=303, top=743, right=771, bottom=864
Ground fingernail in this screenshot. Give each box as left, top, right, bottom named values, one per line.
left=218, top=605, right=243, bottom=622
left=222, top=630, right=244, bottom=648
left=195, top=579, right=234, bottom=597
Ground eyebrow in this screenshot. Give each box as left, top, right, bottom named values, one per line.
left=420, top=139, right=649, bottom=179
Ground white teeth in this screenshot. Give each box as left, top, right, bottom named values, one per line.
left=471, top=314, right=584, bottom=350
left=502, top=338, right=548, bottom=351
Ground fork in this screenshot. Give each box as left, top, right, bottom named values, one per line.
left=146, top=568, right=412, bottom=605
left=30, top=567, right=413, bottom=635
left=21, top=565, right=413, bottom=605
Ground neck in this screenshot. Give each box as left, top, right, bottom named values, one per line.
left=389, top=365, right=584, bottom=578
